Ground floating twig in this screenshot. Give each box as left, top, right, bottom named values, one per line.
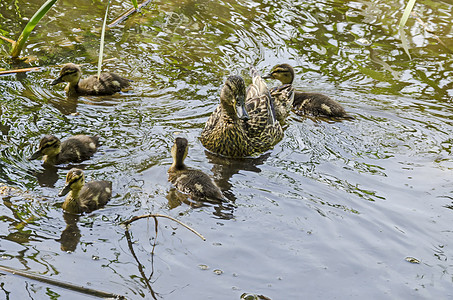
left=0, top=67, right=42, bottom=75
left=0, top=58, right=119, bottom=76
left=0, top=35, right=16, bottom=45
left=0, top=265, right=125, bottom=299
left=122, top=214, right=206, bottom=241
left=108, top=0, right=152, bottom=28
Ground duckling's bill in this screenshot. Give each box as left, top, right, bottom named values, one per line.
left=58, top=183, right=72, bottom=197
left=29, top=149, right=42, bottom=160
left=51, top=76, right=65, bottom=86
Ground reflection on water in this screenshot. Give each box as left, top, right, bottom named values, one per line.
left=1, top=0, right=453, bottom=298
left=57, top=213, right=81, bottom=252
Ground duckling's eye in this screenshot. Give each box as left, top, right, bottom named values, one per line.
left=42, top=141, right=57, bottom=149
left=69, top=175, right=83, bottom=184
left=63, top=71, right=78, bottom=76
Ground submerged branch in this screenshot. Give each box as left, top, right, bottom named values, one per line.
left=122, top=214, right=206, bottom=241
left=108, top=0, right=152, bottom=28
left=124, top=229, right=158, bottom=299
left=0, top=265, right=125, bottom=299
left=412, top=11, right=453, bottom=54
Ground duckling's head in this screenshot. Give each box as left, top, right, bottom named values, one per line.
left=263, top=63, right=295, bottom=85
left=220, top=75, right=249, bottom=120
left=51, top=63, right=82, bottom=86
left=29, top=135, right=62, bottom=160
left=171, top=137, right=189, bottom=170
left=59, top=168, right=85, bottom=196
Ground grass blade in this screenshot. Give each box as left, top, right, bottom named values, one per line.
left=399, top=0, right=416, bottom=59
left=11, top=0, right=58, bottom=58
left=131, top=0, right=138, bottom=10
left=97, top=0, right=111, bottom=79
left=399, top=0, right=416, bottom=28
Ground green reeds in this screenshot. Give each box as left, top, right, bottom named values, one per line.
left=11, top=0, right=57, bottom=58
left=97, top=0, right=111, bottom=79
left=399, top=0, right=417, bottom=59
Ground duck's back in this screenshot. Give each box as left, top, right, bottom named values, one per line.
left=78, top=73, right=131, bottom=95
left=58, top=135, right=100, bottom=164
left=245, top=67, right=283, bottom=150
left=79, top=180, right=112, bottom=212
left=168, top=168, right=223, bottom=201
left=269, top=84, right=294, bottom=122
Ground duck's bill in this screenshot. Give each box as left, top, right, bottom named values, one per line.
left=262, top=73, right=273, bottom=79
left=29, top=150, right=42, bottom=160
left=58, top=184, right=71, bottom=197
left=236, top=102, right=250, bottom=120
left=51, top=76, right=64, bottom=86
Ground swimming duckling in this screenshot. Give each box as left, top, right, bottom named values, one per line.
left=200, top=75, right=254, bottom=157
left=51, top=63, right=131, bottom=96
left=168, top=137, right=224, bottom=201
left=59, top=168, right=112, bottom=214
left=263, top=64, right=353, bottom=119
left=29, top=134, right=99, bottom=165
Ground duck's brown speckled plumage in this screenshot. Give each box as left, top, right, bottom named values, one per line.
left=200, top=75, right=254, bottom=157
left=29, top=134, right=100, bottom=165
left=244, top=66, right=283, bottom=150
left=200, top=68, right=283, bottom=158
left=59, top=168, right=112, bottom=214
left=264, top=63, right=353, bottom=119
left=168, top=137, right=223, bottom=201
left=52, top=63, right=131, bottom=96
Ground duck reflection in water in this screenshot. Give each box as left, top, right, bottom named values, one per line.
left=204, top=151, right=270, bottom=202
left=57, top=212, right=81, bottom=252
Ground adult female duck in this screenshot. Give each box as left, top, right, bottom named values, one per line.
left=200, top=67, right=283, bottom=157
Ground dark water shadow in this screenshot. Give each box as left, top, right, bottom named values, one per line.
left=49, top=96, right=79, bottom=115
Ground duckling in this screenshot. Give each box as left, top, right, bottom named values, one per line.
left=263, top=63, right=353, bottom=119
left=59, top=168, right=112, bottom=214
left=29, top=134, right=99, bottom=165
left=200, top=75, right=253, bottom=157
left=168, top=137, right=224, bottom=201
left=51, top=63, right=131, bottom=96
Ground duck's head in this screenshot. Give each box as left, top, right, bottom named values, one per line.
left=51, top=63, right=82, bottom=86
left=59, top=168, right=85, bottom=196
left=263, top=63, right=295, bottom=85
left=171, top=137, right=189, bottom=169
left=29, top=135, right=62, bottom=160
left=220, top=75, right=249, bottom=120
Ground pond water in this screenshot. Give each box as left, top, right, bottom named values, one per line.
left=1, top=0, right=453, bottom=299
